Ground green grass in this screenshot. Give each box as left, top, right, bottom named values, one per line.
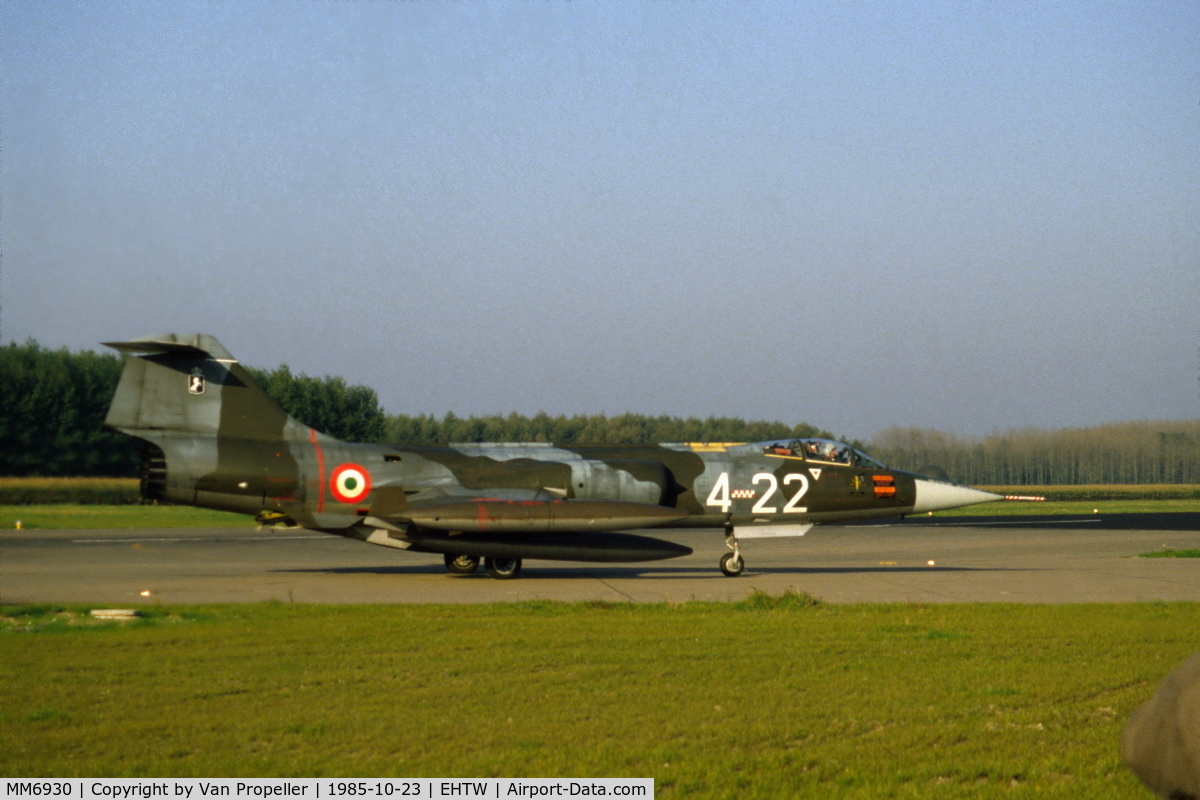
left=2, top=599, right=1195, bottom=797
left=1, top=504, right=252, bottom=529
left=1139, top=549, right=1200, bottom=558
left=932, top=498, right=1200, bottom=516
left=977, top=485, right=1200, bottom=501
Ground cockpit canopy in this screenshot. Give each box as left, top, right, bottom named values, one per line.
left=761, top=438, right=887, bottom=469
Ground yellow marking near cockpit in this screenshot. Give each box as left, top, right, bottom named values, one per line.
left=686, top=443, right=742, bottom=452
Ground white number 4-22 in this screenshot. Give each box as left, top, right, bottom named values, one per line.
left=706, top=472, right=808, bottom=513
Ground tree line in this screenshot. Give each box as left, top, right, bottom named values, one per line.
left=0, top=340, right=387, bottom=476
left=3, top=340, right=1197, bottom=484
left=1, top=340, right=140, bottom=476
left=0, top=340, right=832, bottom=475
left=245, top=365, right=387, bottom=445
left=867, top=422, right=1200, bottom=485
left=385, top=412, right=830, bottom=446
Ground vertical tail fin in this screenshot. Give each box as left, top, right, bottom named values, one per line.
left=104, top=333, right=306, bottom=441
left=104, top=334, right=317, bottom=511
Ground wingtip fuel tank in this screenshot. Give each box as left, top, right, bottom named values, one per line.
left=399, top=499, right=689, bottom=533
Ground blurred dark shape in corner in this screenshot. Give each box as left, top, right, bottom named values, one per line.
left=1122, top=651, right=1200, bottom=799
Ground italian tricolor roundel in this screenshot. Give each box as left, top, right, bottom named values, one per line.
left=329, top=463, right=372, bottom=504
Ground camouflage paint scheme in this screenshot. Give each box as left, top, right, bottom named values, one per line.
left=104, top=334, right=1000, bottom=577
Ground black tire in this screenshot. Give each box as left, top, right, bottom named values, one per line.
left=444, top=553, right=480, bottom=575
left=485, top=556, right=522, bottom=580
left=720, top=552, right=744, bottom=577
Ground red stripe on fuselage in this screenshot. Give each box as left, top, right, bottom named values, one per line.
left=311, top=428, right=326, bottom=513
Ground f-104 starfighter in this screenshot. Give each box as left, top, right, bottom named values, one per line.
left=104, top=334, right=1001, bottom=578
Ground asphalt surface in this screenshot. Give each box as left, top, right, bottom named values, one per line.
left=3, top=514, right=1197, bottom=605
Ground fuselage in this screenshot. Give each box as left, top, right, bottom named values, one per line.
left=142, top=434, right=986, bottom=532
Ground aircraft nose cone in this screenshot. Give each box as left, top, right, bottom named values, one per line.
left=912, top=479, right=1003, bottom=513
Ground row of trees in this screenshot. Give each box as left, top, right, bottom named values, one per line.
left=0, top=339, right=833, bottom=475
left=867, top=421, right=1200, bottom=485
left=1, top=341, right=140, bottom=475
left=385, top=412, right=830, bottom=446
left=385, top=417, right=1200, bottom=484
left=3, top=340, right=1197, bottom=483
left=246, top=365, right=387, bottom=445
left=0, top=341, right=387, bottom=476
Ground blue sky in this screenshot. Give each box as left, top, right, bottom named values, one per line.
left=3, top=1, right=1197, bottom=440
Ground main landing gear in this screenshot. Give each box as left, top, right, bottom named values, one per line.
left=485, top=556, right=522, bottom=580
left=443, top=553, right=523, bottom=579
left=444, top=553, right=480, bottom=575
left=720, top=529, right=745, bottom=577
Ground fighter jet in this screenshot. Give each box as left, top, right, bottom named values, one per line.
left=103, top=334, right=1001, bottom=578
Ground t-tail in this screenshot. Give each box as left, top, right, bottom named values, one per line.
left=104, top=333, right=328, bottom=519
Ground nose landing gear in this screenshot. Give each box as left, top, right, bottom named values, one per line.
left=720, top=530, right=744, bottom=577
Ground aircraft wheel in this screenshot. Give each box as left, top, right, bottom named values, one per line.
left=444, top=553, right=480, bottom=575
left=720, top=552, right=744, bottom=577
left=485, top=556, right=522, bottom=580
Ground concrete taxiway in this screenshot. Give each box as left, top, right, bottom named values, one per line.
left=2, top=515, right=1197, bottom=605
